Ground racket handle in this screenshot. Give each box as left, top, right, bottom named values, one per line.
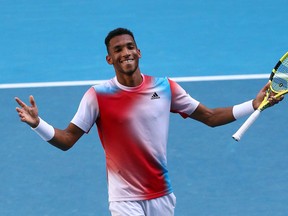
left=232, top=110, right=261, bottom=141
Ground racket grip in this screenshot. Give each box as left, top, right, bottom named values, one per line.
left=232, top=110, right=261, bottom=141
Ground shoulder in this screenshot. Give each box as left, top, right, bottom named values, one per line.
left=92, top=78, right=118, bottom=94
left=143, top=74, right=170, bottom=87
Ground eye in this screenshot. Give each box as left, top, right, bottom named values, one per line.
left=127, top=43, right=135, bottom=50
left=113, top=46, right=122, bottom=53
left=114, top=49, right=121, bottom=53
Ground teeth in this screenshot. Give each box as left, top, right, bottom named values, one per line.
left=122, top=59, right=133, bottom=63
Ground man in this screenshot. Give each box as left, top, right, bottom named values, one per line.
left=15, top=28, right=281, bottom=216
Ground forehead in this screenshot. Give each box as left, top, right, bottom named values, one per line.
left=109, top=34, right=136, bottom=48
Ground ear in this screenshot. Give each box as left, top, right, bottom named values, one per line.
left=106, top=55, right=113, bottom=65
left=137, top=49, right=141, bottom=58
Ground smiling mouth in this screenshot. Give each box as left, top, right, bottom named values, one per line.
left=120, top=59, right=134, bottom=64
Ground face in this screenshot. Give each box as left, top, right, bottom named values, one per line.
left=106, top=34, right=141, bottom=76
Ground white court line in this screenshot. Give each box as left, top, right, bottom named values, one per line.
left=0, top=74, right=269, bottom=89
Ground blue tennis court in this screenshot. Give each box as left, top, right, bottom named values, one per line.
left=1, top=0, right=288, bottom=215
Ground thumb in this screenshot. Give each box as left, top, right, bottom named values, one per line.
left=262, top=81, right=271, bottom=92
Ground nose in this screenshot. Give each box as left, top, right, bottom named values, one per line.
left=122, top=47, right=131, bottom=56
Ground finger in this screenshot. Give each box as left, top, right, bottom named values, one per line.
left=265, top=81, right=270, bottom=87
left=15, top=97, right=27, bottom=108
left=262, top=81, right=270, bottom=91
left=15, top=107, right=21, bottom=113
left=268, top=95, right=283, bottom=105
left=272, top=95, right=284, bottom=102
left=29, top=95, right=36, bottom=107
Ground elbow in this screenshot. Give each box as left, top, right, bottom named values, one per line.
left=58, top=143, right=74, bottom=151
left=49, top=142, right=74, bottom=151
left=204, top=118, right=229, bottom=128
left=59, top=146, right=72, bottom=151
left=48, top=135, right=77, bottom=151
left=202, top=116, right=222, bottom=128
left=205, top=121, right=218, bottom=128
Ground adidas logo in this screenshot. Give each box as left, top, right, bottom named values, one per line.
left=151, top=92, right=160, bottom=100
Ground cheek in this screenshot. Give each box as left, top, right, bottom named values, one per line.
left=134, top=52, right=141, bottom=61
left=107, top=55, right=119, bottom=65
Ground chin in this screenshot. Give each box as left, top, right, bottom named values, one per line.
left=123, top=68, right=138, bottom=75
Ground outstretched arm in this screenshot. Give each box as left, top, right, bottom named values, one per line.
left=15, top=96, right=84, bottom=151
left=189, top=82, right=283, bottom=127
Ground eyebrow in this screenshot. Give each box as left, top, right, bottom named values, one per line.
left=112, top=42, right=136, bottom=50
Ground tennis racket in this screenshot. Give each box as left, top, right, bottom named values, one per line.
left=232, top=52, right=288, bottom=141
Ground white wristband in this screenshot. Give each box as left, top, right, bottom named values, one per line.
left=31, top=117, right=55, bottom=141
left=232, top=100, right=255, bottom=120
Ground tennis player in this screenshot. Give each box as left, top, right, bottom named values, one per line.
left=15, top=28, right=282, bottom=216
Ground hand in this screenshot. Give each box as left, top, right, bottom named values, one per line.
left=253, top=82, right=284, bottom=109
left=268, top=93, right=284, bottom=106
left=15, top=95, right=40, bottom=128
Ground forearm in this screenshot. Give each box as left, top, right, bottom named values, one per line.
left=32, top=118, right=84, bottom=151
left=190, top=100, right=255, bottom=127
left=48, top=128, right=78, bottom=151
left=202, top=107, right=236, bottom=127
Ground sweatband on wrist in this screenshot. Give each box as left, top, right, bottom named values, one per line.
left=232, top=100, right=255, bottom=120
left=31, top=117, right=55, bottom=141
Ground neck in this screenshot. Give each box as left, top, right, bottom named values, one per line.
left=116, top=71, right=143, bottom=87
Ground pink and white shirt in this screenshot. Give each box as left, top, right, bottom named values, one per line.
left=71, top=74, right=199, bottom=201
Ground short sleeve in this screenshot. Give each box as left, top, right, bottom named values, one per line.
left=71, top=87, right=99, bottom=133
left=169, top=79, right=200, bottom=118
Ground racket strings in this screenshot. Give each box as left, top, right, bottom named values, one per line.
left=271, top=56, right=288, bottom=92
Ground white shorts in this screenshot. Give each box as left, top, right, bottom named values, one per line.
left=109, top=193, right=176, bottom=216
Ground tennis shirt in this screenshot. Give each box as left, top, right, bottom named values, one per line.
left=71, top=74, right=200, bottom=201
